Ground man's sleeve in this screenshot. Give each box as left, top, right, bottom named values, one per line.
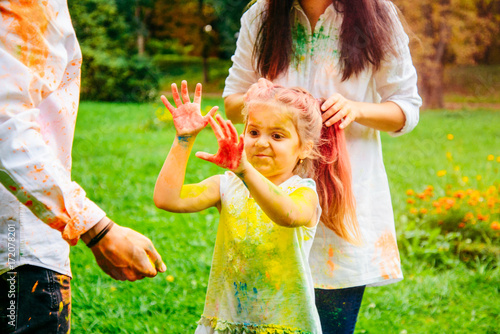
left=0, top=2, right=105, bottom=245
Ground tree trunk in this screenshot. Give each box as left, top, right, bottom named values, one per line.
left=419, top=62, right=444, bottom=109
left=199, top=0, right=209, bottom=83
left=135, top=5, right=145, bottom=56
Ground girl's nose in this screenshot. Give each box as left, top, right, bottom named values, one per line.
left=255, top=136, right=269, bottom=148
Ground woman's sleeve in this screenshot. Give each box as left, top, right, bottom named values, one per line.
left=222, top=3, right=263, bottom=98
left=374, top=4, right=422, bottom=137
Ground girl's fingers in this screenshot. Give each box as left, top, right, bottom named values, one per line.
left=181, top=80, right=190, bottom=104
left=205, top=106, right=218, bottom=120
left=195, top=151, right=216, bottom=163
left=238, top=134, right=245, bottom=151
left=227, top=120, right=239, bottom=142
left=208, top=115, right=225, bottom=140
left=215, top=114, right=231, bottom=138
left=171, top=83, right=182, bottom=107
left=160, top=95, right=176, bottom=115
left=193, top=83, right=202, bottom=105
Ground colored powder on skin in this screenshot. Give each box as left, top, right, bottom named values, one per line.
left=180, top=184, right=208, bottom=199
left=212, top=144, right=243, bottom=170
left=177, top=135, right=192, bottom=147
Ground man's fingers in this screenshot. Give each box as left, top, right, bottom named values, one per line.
left=181, top=80, right=190, bottom=104
left=171, top=83, right=182, bottom=107
left=145, top=244, right=167, bottom=273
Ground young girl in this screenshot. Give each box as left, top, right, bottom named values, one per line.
left=154, top=79, right=358, bottom=333
left=224, top=1, right=422, bottom=332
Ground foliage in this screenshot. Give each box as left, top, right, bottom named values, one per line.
left=394, top=0, right=500, bottom=108
left=69, top=0, right=159, bottom=102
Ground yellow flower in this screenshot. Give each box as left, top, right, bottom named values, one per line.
left=476, top=175, right=482, bottom=181
left=407, top=198, right=416, bottom=204
left=406, top=189, right=415, bottom=196
left=447, top=134, right=454, bottom=140
left=166, top=275, right=175, bottom=282
left=487, top=154, right=495, bottom=161
left=446, top=152, right=452, bottom=160
left=497, top=156, right=500, bottom=163
left=491, top=221, right=500, bottom=230
left=462, top=176, right=469, bottom=183
left=437, top=170, right=447, bottom=177
left=454, top=166, right=460, bottom=171
left=409, top=208, right=418, bottom=214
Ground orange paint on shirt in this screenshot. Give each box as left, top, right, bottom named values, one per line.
left=0, top=1, right=51, bottom=77
left=8, top=186, right=17, bottom=192
left=374, top=231, right=401, bottom=280
left=31, top=281, right=38, bottom=293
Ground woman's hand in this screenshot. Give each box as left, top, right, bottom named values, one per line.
left=321, top=93, right=360, bottom=129
left=161, top=80, right=218, bottom=136
left=196, top=114, right=246, bottom=172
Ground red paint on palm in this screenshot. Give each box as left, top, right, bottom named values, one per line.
left=160, top=81, right=218, bottom=136
left=196, top=115, right=245, bottom=171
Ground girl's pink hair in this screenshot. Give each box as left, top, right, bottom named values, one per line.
left=244, top=80, right=360, bottom=244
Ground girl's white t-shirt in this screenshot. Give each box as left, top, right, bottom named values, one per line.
left=196, top=171, right=322, bottom=334
left=223, top=0, right=422, bottom=289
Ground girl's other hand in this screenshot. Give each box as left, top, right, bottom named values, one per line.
left=161, top=80, right=218, bottom=136
left=321, top=93, right=360, bottom=129
left=196, top=114, right=245, bottom=172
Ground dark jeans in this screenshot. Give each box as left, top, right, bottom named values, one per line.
left=315, top=286, right=365, bottom=334
left=1, top=265, right=71, bottom=334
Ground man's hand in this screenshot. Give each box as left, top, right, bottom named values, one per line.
left=85, top=217, right=166, bottom=281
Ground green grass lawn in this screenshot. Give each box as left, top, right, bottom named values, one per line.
left=70, top=101, right=499, bottom=333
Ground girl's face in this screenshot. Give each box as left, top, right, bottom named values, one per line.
left=244, top=103, right=307, bottom=185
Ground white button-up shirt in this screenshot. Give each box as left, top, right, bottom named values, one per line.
left=223, top=0, right=422, bottom=288
left=0, top=0, right=105, bottom=277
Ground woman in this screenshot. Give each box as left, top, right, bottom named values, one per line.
left=222, top=0, right=422, bottom=333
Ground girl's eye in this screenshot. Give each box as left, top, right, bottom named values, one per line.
left=249, top=130, right=258, bottom=136
left=272, top=133, right=284, bottom=140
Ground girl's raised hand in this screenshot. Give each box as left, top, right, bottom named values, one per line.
left=195, top=114, right=245, bottom=172
left=161, top=80, right=218, bottom=136
left=321, top=93, right=360, bottom=129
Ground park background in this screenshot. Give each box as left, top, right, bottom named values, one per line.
left=67, top=0, right=499, bottom=333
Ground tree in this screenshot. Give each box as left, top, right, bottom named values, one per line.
left=394, top=0, right=499, bottom=108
